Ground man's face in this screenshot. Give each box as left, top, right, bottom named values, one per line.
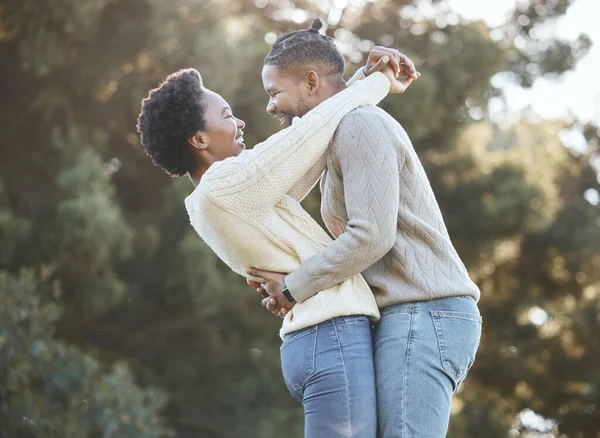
left=261, top=64, right=310, bottom=128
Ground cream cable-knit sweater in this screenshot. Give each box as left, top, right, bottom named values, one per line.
left=184, top=71, right=390, bottom=338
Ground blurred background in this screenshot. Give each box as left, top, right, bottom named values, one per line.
left=1, top=0, right=599, bottom=437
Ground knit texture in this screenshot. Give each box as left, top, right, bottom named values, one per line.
left=285, top=106, right=481, bottom=306
left=184, top=72, right=390, bottom=338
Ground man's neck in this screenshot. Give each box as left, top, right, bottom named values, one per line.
left=312, top=81, right=346, bottom=109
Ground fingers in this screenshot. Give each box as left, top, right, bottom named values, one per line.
left=270, top=301, right=282, bottom=315
left=248, top=277, right=268, bottom=298
left=262, top=297, right=276, bottom=311
left=373, top=46, right=418, bottom=80
left=256, top=286, right=268, bottom=299
left=388, top=56, right=401, bottom=78
left=262, top=297, right=282, bottom=315
left=369, top=55, right=390, bottom=74
left=401, top=76, right=415, bottom=88
left=375, top=47, right=400, bottom=77
left=261, top=296, right=290, bottom=319
left=247, top=279, right=261, bottom=288
left=246, top=267, right=269, bottom=283
left=397, top=52, right=416, bottom=77
left=262, top=297, right=275, bottom=314
left=246, top=267, right=264, bottom=277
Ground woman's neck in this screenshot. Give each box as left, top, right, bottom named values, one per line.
left=188, top=160, right=213, bottom=187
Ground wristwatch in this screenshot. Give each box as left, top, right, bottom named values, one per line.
left=281, top=277, right=296, bottom=303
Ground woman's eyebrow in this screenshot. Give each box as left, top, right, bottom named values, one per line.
left=221, top=106, right=231, bottom=116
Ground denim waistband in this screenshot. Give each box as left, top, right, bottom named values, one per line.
left=283, top=314, right=371, bottom=342
left=380, top=295, right=479, bottom=317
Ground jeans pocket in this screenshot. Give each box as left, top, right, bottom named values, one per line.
left=430, top=311, right=482, bottom=390
left=280, top=326, right=318, bottom=401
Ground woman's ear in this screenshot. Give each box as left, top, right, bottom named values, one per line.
left=305, top=70, right=320, bottom=95
left=188, top=132, right=208, bottom=150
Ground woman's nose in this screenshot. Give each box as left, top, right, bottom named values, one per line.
left=237, top=118, right=246, bottom=129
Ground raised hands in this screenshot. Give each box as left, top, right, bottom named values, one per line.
left=363, top=46, right=421, bottom=94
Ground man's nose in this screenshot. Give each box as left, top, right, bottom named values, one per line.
left=266, top=100, right=276, bottom=114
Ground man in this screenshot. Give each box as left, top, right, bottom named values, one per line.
left=247, top=18, right=482, bottom=438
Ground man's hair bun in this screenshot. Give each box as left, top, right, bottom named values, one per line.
left=308, top=18, right=323, bottom=33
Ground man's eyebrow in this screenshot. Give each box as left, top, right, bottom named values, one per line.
left=265, top=87, right=277, bottom=95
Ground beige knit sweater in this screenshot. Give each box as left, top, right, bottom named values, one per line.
left=184, top=71, right=390, bottom=338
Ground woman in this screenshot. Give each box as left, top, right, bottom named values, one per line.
left=137, top=42, right=414, bottom=437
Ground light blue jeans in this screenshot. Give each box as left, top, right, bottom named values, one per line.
left=280, top=315, right=377, bottom=438
left=372, top=295, right=482, bottom=438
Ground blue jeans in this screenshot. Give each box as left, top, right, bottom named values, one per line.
left=280, top=315, right=377, bottom=438
left=373, top=295, right=482, bottom=438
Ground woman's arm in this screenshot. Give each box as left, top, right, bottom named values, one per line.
left=283, top=67, right=370, bottom=203
left=202, top=72, right=390, bottom=214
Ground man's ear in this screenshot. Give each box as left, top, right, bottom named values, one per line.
left=188, top=132, right=208, bottom=150
left=305, top=70, right=320, bottom=95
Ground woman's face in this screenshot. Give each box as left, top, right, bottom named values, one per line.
left=200, top=90, right=246, bottom=161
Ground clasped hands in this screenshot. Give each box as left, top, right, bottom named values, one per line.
left=363, top=45, right=421, bottom=93
left=246, top=267, right=291, bottom=318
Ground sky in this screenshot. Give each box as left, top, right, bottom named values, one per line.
left=447, top=0, right=600, bottom=126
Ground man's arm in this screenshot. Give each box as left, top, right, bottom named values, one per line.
left=284, top=110, right=402, bottom=303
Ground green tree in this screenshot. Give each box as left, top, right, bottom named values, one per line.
left=0, top=269, right=171, bottom=437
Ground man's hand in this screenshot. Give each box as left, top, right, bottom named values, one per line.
left=363, top=46, right=419, bottom=80
left=246, top=268, right=295, bottom=317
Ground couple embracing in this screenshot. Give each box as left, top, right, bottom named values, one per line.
left=137, top=18, right=482, bottom=438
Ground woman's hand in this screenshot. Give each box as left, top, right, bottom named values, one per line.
left=372, top=56, right=420, bottom=94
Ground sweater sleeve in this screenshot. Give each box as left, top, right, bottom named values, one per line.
left=345, top=67, right=367, bottom=87
left=284, top=67, right=369, bottom=203
left=284, top=111, right=402, bottom=303
left=285, top=155, right=327, bottom=202
left=202, top=72, right=390, bottom=214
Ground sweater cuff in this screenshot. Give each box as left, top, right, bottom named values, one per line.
left=284, top=268, right=316, bottom=304
left=345, top=67, right=368, bottom=88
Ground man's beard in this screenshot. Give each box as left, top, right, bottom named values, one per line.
left=279, top=98, right=309, bottom=128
